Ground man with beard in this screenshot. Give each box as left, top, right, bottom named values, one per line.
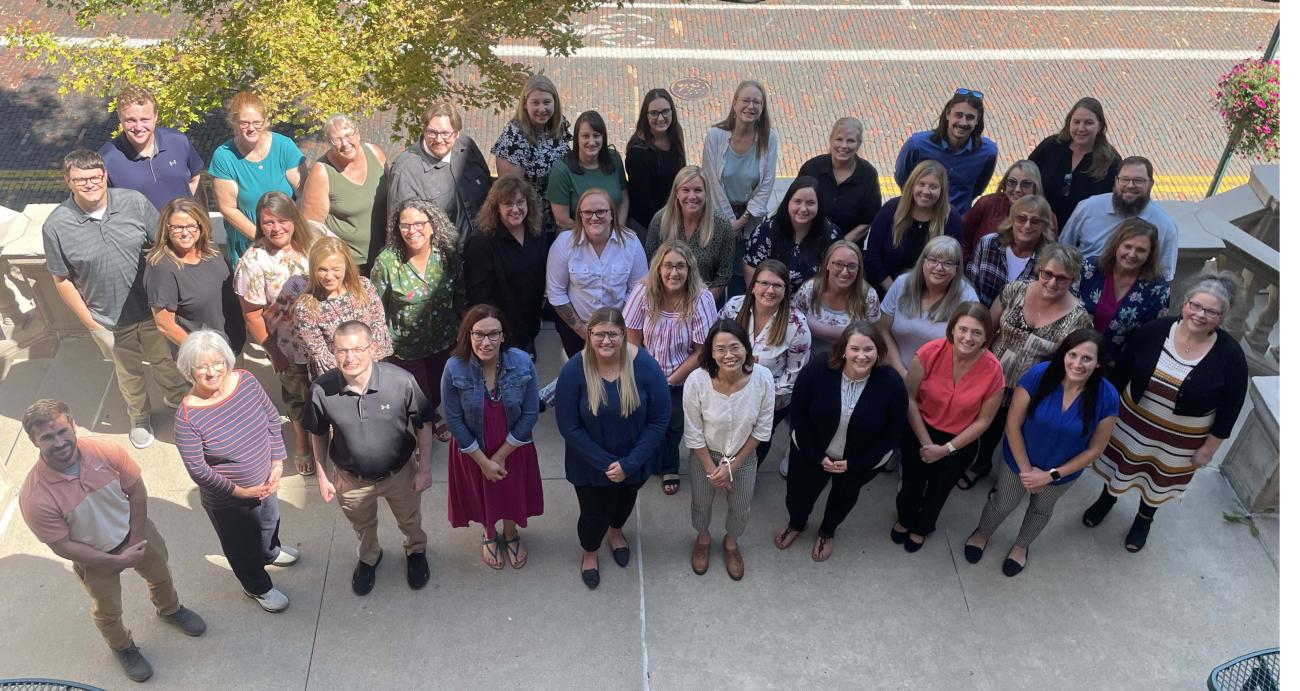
left=19, top=399, right=206, bottom=683
left=894, top=89, right=998, bottom=215
left=386, top=100, right=492, bottom=248
left=1059, top=156, right=1178, bottom=281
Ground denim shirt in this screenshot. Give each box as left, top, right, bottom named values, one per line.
left=440, top=348, right=539, bottom=454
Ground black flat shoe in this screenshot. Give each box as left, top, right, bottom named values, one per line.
left=890, top=525, right=909, bottom=545
left=964, top=531, right=985, bottom=564
left=610, top=541, right=631, bottom=568
left=904, top=534, right=925, bottom=553
left=1125, top=515, right=1154, bottom=553
left=581, top=566, right=600, bottom=590
left=1002, top=548, right=1028, bottom=577
left=352, top=550, right=382, bottom=596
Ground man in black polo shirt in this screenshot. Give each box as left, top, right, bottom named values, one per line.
left=302, top=321, right=434, bottom=595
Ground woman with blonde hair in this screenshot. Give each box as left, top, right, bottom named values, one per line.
left=796, top=117, right=883, bottom=244
left=555, top=307, right=670, bottom=589
left=961, top=160, right=1057, bottom=260
left=623, top=241, right=718, bottom=494
left=492, top=74, right=572, bottom=236
left=1078, top=217, right=1170, bottom=374
left=864, top=160, right=963, bottom=297
left=644, top=165, right=735, bottom=301
left=145, top=196, right=245, bottom=353
left=291, top=236, right=392, bottom=379
left=966, top=194, right=1056, bottom=307
left=793, top=239, right=880, bottom=356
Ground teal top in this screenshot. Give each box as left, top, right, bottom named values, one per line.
left=209, top=132, right=305, bottom=266
left=545, top=155, right=627, bottom=219
left=368, top=245, right=463, bottom=359
left=721, top=145, right=760, bottom=206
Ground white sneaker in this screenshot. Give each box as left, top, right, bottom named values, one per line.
left=129, top=421, right=155, bottom=449
left=245, top=586, right=289, bottom=613
left=270, top=546, right=300, bottom=566
left=778, top=454, right=789, bottom=478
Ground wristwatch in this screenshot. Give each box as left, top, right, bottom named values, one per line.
left=1049, top=467, right=1062, bottom=481
left=945, top=442, right=957, bottom=455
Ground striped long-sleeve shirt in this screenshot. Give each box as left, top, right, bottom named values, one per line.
left=174, top=369, right=286, bottom=509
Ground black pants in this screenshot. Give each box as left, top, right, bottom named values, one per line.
left=203, top=495, right=282, bottom=596
left=967, top=390, right=1011, bottom=479
left=574, top=482, right=643, bottom=552
left=755, top=405, right=791, bottom=465
left=895, top=423, right=977, bottom=535
left=556, top=317, right=586, bottom=359
left=655, top=385, right=685, bottom=477
left=784, top=444, right=881, bottom=538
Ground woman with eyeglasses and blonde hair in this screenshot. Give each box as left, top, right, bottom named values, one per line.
left=878, top=236, right=979, bottom=376
left=626, top=88, right=687, bottom=237
left=793, top=239, right=880, bottom=357
left=1078, top=218, right=1170, bottom=374
left=465, top=176, right=548, bottom=355
left=958, top=243, right=1092, bottom=491
left=145, top=196, right=246, bottom=353
left=492, top=74, right=572, bottom=237
left=209, top=91, right=305, bottom=266
left=966, top=194, right=1056, bottom=307
left=291, top=236, right=392, bottom=379
left=644, top=165, right=735, bottom=302
left=300, top=114, right=386, bottom=273
left=442, top=304, right=543, bottom=570
left=623, top=241, right=719, bottom=495
left=1030, top=96, right=1122, bottom=225
left=234, top=191, right=326, bottom=475
left=546, top=188, right=649, bottom=357
left=796, top=117, right=882, bottom=245
left=961, top=160, right=1057, bottom=261
left=865, top=160, right=963, bottom=298
left=555, top=307, right=671, bottom=589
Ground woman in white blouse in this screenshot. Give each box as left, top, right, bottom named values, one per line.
left=683, top=319, right=775, bottom=581
left=793, top=239, right=880, bottom=357
left=546, top=188, right=649, bottom=357
left=718, top=259, right=811, bottom=469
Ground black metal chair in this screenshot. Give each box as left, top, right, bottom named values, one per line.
left=0, top=681, right=106, bottom=691
left=1206, top=647, right=1281, bottom=691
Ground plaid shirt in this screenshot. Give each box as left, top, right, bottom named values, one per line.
left=966, top=233, right=1041, bottom=307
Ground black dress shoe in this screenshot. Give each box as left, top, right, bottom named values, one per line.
left=890, top=525, right=909, bottom=545
left=964, top=531, right=985, bottom=564
left=1125, top=514, right=1154, bottom=553
left=352, top=550, right=382, bottom=596
left=581, top=566, right=600, bottom=590
left=904, top=534, right=925, bottom=553
left=610, top=541, right=631, bottom=568
left=1002, top=548, right=1028, bottom=577
left=406, top=551, right=430, bottom=589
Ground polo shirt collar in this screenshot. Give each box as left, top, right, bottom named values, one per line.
left=35, top=457, right=80, bottom=483
left=61, top=189, right=120, bottom=224
left=113, top=131, right=166, bottom=162
left=805, top=154, right=866, bottom=181
left=342, top=363, right=385, bottom=395
left=414, top=141, right=456, bottom=171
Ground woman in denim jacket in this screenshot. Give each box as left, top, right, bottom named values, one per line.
left=441, top=304, right=543, bottom=570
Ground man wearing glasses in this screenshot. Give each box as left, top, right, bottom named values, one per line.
left=42, top=149, right=190, bottom=449
left=1058, top=155, right=1179, bottom=281
left=302, top=320, right=434, bottom=595
left=386, top=100, right=492, bottom=247
left=97, top=85, right=206, bottom=210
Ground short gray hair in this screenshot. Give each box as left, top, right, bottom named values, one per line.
left=175, top=329, right=236, bottom=384
left=1181, top=270, right=1241, bottom=314
left=1038, top=243, right=1083, bottom=279
left=324, top=114, right=359, bottom=136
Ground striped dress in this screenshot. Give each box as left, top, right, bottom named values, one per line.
left=1094, top=326, right=1214, bottom=505
left=622, top=283, right=718, bottom=377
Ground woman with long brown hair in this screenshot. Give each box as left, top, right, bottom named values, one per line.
left=1029, top=96, right=1122, bottom=224
left=465, top=176, right=548, bottom=354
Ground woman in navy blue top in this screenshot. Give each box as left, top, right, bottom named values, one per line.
left=555, top=306, right=671, bottom=589
left=963, top=328, right=1118, bottom=577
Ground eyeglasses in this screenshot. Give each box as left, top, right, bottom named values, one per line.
left=470, top=330, right=503, bottom=343
left=1004, top=177, right=1035, bottom=191
left=328, top=130, right=358, bottom=147
left=1186, top=299, right=1223, bottom=319
left=924, top=256, right=958, bottom=271
left=1038, top=269, right=1073, bottom=285
left=167, top=223, right=200, bottom=235
left=648, top=108, right=672, bottom=120
left=499, top=199, right=528, bottom=210
left=754, top=279, right=786, bottom=292
left=590, top=330, right=623, bottom=342
left=424, top=129, right=457, bottom=140
left=333, top=345, right=372, bottom=357
left=1061, top=172, right=1073, bottom=198
left=737, top=98, right=763, bottom=107
left=712, top=345, right=745, bottom=356
left=1117, top=176, right=1150, bottom=187
left=661, top=261, right=688, bottom=273
left=954, top=87, right=984, bottom=100
left=1013, top=214, right=1046, bottom=227
left=399, top=221, right=429, bottom=232
left=579, top=209, right=611, bottom=220
left=237, top=120, right=265, bottom=130
left=69, top=174, right=105, bottom=188
left=829, top=260, right=859, bottom=274
left=192, top=361, right=227, bottom=374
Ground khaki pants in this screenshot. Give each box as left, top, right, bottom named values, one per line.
left=92, top=319, right=189, bottom=423
left=336, top=462, right=427, bottom=565
left=72, top=519, right=180, bottom=651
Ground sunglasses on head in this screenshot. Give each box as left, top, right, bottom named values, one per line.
left=954, top=88, right=984, bottom=100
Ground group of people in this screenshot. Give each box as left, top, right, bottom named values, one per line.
left=19, top=78, right=1250, bottom=684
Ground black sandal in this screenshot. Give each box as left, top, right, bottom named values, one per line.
left=956, top=467, right=985, bottom=491
left=662, top=475, right=680, bottom=495
left=1125, top=514, right=1154, bottom=553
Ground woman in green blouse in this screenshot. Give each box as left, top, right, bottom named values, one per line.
left=370, top=198, right=464, bottom=441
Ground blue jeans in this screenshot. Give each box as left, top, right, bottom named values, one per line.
left=656, top=384, right=685, bottom=478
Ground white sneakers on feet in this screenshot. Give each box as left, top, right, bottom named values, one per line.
left=129, top=421, right=155, bottom=449
left=270, top=546, right=300, bottom=567
left=245, top=587, right=289, bottom=613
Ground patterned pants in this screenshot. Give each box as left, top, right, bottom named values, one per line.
left=976, top=461, right=1075, bottom=548
left=689, top=450, right=758, bottom=537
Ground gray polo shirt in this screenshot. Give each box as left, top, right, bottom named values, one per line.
left=42, top=188, right=159, bottom=328
left=302, top=361, right=432, bottom=478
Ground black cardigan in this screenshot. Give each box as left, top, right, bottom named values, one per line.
left=1110, top=317, right=1248, bottom=439
left=787, top=353, right=908, bottom=471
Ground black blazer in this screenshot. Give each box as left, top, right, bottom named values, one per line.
left=788, top=353, right=908, bottom=471
left=1110, top=317, right=1248, bottom=439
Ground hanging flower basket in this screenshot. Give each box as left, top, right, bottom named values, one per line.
left=1214, top=56, right=1280, bottom=162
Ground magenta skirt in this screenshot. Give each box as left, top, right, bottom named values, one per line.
left=447, top=395, right=544, bottom=536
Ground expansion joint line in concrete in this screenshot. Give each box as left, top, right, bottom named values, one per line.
left=635, top=501, right=651, bottom=691
left=303, top=518, right=337, bottom=691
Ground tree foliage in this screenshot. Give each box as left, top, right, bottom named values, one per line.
left=6, top=0, right=618, bottom=140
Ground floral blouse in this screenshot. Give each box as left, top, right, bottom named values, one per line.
left=720, top=295, right=812, bottom=408
left=368, top=245, right=463, bottom=360
left=1078, top=257, right=1170, bottom=369
left=992, top=280, right=1093, bottom=389
left=742, top=217, right=842, bottom=290
left=233, top=242, right=312, bottom=365
left=791, top=280, right=880, bottom=355
left=291, top=277, right=393, bottom=378
left=491, top=118, right=572, bottom=233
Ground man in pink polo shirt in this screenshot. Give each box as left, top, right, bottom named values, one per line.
left=18, top=399, right=206, bottom=683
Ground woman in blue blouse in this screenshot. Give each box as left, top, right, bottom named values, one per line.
left=963, top=328, right=1118, bottom=576
left=555, top=306, right=671, bottom=589
left=1078, top=218, right=1170, bottom=375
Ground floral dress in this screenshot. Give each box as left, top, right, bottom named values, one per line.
left=368, top=245, right=463, bottom=361
left=1078, top=257, right=1170, bottom=371
left=491, top=118, right=573, bottom=234
left=291, top=277, right=394, bottom=378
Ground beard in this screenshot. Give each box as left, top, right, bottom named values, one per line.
left=1112, top=192, right=1150, bottom=217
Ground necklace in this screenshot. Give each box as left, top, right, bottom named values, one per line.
left=485, top=358, right=503, bottom=403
